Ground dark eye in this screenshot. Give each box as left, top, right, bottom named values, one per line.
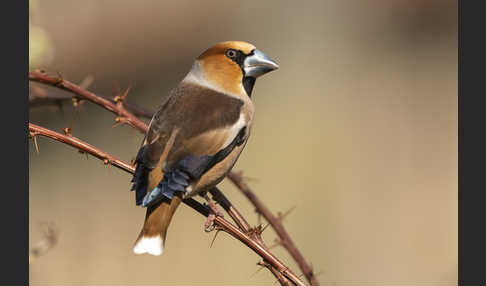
left=225, top=49, right=237, bottom=59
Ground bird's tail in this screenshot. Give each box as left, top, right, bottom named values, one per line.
left=133, top=195, right=182, bottom=256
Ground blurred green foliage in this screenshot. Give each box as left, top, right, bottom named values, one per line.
left=29, top=0, right=54, bottom=69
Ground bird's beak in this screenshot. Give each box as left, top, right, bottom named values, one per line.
left=244, top=49, right=279, bottom=78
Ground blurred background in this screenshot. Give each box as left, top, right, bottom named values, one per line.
left=29, top=0, right=457, bottom=285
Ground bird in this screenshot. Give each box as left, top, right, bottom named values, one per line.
left=130, top=41, right=279, bottom=256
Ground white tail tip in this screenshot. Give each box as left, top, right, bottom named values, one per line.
left=133, top=235, right=163, bottom=256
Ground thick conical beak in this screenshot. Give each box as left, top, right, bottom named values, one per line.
left=244, top=49, right=279, bottom=78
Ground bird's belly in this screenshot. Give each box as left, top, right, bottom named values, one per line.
left=184, top=143, right=246, bottom=197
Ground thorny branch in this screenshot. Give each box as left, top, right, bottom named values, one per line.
left=29, top=71, right=320, bottom=286
left=28, top=122, right=302, bottom=286
left=29, top=85, right=154, bottom=119
left=29, top=70, right=148, bottom=132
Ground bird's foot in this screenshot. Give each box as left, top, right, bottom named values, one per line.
left=204, top=214, right=216, bottom=232
left=203, top=193, right=224, bottom=232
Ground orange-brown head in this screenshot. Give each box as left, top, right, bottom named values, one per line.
left=195, top=41, right=278, bottom=97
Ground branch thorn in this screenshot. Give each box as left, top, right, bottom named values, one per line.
left=78, top=150, right=89, bottom=160
left=78, top=75, right=94, bottom=90
left=268, top=238, right=282, bottom=249
left=54, top=71, right=64, bottom=87
left=277, top=206, right=296, bottom=222
left=33, top=135, right=40, bottom=154
left=112, top=117, right=127, bottom=128
left=63, top=127, right=72, bottom=136
left=209, top=228, right=222, bottom=248
left=250, top=261, right=266, bottom=278
left=72, top=97, right=80, bottom=108
left=261, top=222, right=271, bottom=234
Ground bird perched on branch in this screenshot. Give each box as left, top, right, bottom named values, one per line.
left=130, top=41, right=279, bottom=255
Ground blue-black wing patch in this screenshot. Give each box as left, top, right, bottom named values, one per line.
left=131, top=145, right=151, bottom=205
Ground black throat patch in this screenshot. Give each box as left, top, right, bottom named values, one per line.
left=242, top=76, right=256, bottom=97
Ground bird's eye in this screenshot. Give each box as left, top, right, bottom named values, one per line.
left=225, top=49, right=237, bottom=59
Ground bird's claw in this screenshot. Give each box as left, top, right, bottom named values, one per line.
left=202, top=192, right=224, bottom=232
left=205, top=214, right=216, bottom=232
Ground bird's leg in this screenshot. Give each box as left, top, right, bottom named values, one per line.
left=203, top=193, right=224, bottom=232
left=203, top=193, right=225, bottom=217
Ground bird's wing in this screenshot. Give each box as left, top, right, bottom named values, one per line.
left=131, top=83, right=245, bottom=205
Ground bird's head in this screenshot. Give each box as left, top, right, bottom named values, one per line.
left=193, top=41, right=279, bottom=97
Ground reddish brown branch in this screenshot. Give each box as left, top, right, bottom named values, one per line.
left=30, top=123, right=135, bottom=174
left=227, top=172, right=320, bottom=286
left=29, top=71, right=148, bottom=133
left=29, top=87, right=154, bottom=119
left=29, top=122, right=307, bottom=286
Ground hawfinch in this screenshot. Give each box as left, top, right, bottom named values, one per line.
left=131, top=41, right=278, bottom=255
